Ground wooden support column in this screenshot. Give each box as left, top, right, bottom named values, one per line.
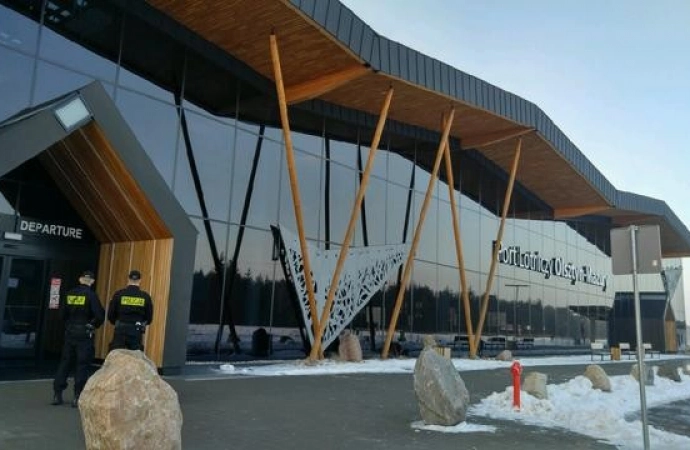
left=309, top=87, right=394, bottom=360
left=472, top=138, right=522, bottom=355
left=269, top=33, right=320, bottom=336
left=442, top=141, right=476, bottom=356
left=382, top=109, right=455, bottom=359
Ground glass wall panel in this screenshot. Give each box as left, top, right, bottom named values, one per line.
left=410, top=261, right=437, bottom=333
left=480, top=213, right=498, bottom=274
left=528, top=283, right=544, bottom=339
left=387, top=152, right=413, bottom=188
left=0, top=3, right=39, bottom=54
left=187, top=219, right=233, bottom=357
left=0, top=179, right=17, bottom=215
left=436, top=177, right=452, bottom=203
left=172, top=145, right=202, bottom=217
left=464, top=270, right=482, bottom=334
left=460, top=208, right=481, bottom=272
left=437, top=200, right=456, bottom=267
left=362, top=175, right=387, bottom=246
left=270, top=267, right=300, bottom=328
left=188, top=218, right=229, bottom=324
left=414, top=168, right=432, bottom=196
left=291, top=128, right=323, bottom=158
left=185, top=110, right=234, bottom=221
left=329, top=137, right=356, bottom=168
left=244, top=138, right=282, bottom=230
left=438, top=265, right=460, bottom=334
left=229, top=227, right=276, bottom=326
left=543, top=286, right=556, bottom=338
left=116, top=89, right=179, bottom=185
left=278, top=148, right=323, bottom=241
left=356, top=142, right=388, bottom=180
left=412, top=192, right=438, bottom=262
left=0, top=46, right=32, bottom=121
left=385, top=183, right=411, bottom=245
left=554, top=288, right=568, bottom=340
left=33, top=61, right=97, bottom=105
left=326, top=160, right=356, bottom=244
left=39, top=22, right=118, bottom=83
left=118, top=67, right=174, bottom=103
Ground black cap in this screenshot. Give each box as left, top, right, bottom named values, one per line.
left=80, top=270, right=95, bottom=280
left=128, top=270, right=141, bottom=281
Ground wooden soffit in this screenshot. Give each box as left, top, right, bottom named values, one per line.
left=40, top=121, right=171, bottom=243
left=148, top=0, right=610, bottom=214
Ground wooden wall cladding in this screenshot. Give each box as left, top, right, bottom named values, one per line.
left=94, top=239, right=173, bottom=367
left=40, top=123, right=171, bottom=243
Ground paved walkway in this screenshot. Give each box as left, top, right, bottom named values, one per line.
left=2, top=359, right=685, bottom=449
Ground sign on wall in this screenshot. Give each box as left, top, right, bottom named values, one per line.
left=19, top=219, right=83, bottom=240
left=495, top=242, right=609, bottom=291
left=49, top=278, right=62, bottom=309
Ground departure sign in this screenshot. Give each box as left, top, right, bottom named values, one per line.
left=20, top=219, right=83, bottom=240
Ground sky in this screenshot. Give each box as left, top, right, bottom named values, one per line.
left=209, top=354, right=690, bottom=449
left=338, top=0, right=690, bottom=320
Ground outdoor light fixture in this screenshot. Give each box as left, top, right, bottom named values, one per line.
left=53, top=95, right=91, bottom=132
left=3, top=231, right=22, bottom=241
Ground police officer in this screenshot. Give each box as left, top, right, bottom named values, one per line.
left=107, top=270, right=153, bottom=351
left=52, top=270, right=104, bottom=407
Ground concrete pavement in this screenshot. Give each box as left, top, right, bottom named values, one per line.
left=3, top=359, right=682, bottom=449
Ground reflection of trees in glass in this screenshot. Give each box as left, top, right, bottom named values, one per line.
left=189, top=261, right=298, bottom=328
left=189, top=267, right=596, bottom=345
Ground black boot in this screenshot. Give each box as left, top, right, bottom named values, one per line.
left=71, top=393, right=79, bottom=408
left=51, top=392, right=63, bottom=406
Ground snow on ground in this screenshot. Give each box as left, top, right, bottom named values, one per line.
left=211, top=354, right=690, bottom=449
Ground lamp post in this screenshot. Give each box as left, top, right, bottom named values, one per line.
left=506, top=284, right=529, bottom=337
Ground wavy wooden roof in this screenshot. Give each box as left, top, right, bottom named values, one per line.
left=146, top=0, right=690, bottom=256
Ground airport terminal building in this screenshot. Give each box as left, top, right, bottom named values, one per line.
left=1, top=0, right=688, bottom=373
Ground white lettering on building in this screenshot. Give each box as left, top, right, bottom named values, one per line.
left=495, top=243, right=608, bottom=291
left=19, top=219, right=83, bottom=240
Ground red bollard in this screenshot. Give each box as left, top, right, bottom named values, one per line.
left=511, top=360, right=522, bottom=410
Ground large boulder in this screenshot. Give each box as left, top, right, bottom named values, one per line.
left=630, top=363, right=655, bottom=386
left=338, top=330, right=363, bottom=362
left=413, top=347, right=469, bottom=426
left=523, top=372, right=548, bottom=399
left=657, top=364, right=682, bottom=382
left=496, top=350, right=513, bottom=361
left=79, top=349, right=182, bottom=450
left=584, top=364, right=611, bottom=392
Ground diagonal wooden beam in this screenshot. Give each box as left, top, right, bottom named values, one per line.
left=472, top=137, right=522, bottom=356
left=286, top=64, right=370, bottom=104
left=308, top=87, right=394, bottom=360
left=461, top=127, right=534, bottom=149
left=270, top=33, right=320, bottom=338
left=553, top=205, right=611, bottom=219
left=442, top=140, right=476, bottom=356
left=382, top=108, right=455, bottom=359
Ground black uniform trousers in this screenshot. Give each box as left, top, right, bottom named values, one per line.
left=53, top=325, right=94, bottom=397
left=109, top=322, right=144, bottom=351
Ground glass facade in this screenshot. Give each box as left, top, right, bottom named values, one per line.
left=0, top=1, right=685, bottom=360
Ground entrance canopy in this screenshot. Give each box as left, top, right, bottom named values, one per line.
left=0, top=82, right=196, bottom=371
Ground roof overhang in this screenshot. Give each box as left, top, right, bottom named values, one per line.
left=144, top=0, right=690, bottom=256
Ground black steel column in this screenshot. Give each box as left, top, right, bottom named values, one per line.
left=174, top=92, right=240, bottom=354
left=214, top=124, right=266, bottom=353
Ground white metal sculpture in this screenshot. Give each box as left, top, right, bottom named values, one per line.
left=278, top=226, right=408, bottom=349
